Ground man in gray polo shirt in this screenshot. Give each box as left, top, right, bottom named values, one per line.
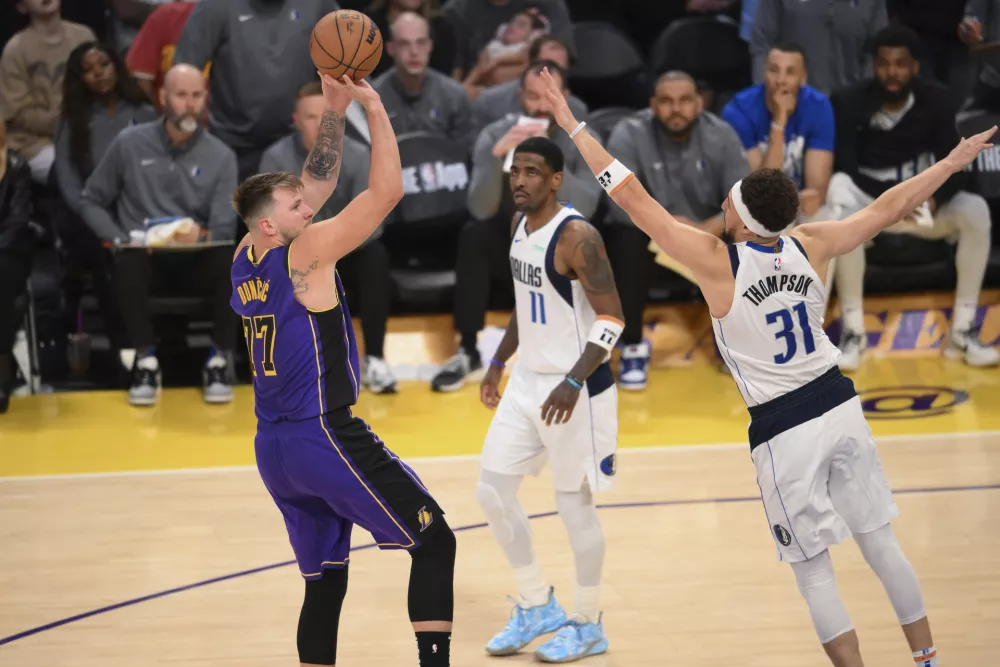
left=372, top=12, right=474, bottom=147
left=173, top=0, right=340, bottom=180
left=259, top=80, right=398, bottom=395
left=605, top=71, right=750, bottom=391
left=80, top=65, right=239, bottom=407
left=430, top=61, right=603, bottom=392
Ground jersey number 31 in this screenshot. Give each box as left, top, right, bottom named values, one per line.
left=765, top=302, right=816, bottom=364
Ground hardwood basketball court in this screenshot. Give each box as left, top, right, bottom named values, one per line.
left=1, top=349, right=998, bottom=665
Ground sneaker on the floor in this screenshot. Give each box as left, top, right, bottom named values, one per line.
left=430, top=349, right=484, bottom=393
left=618, top=341, right=650, bottom=391
left=203, top=353, right=233, bottom=404
left=129, top=355, right=161, bottom=406
left=945, top=325, right=1000, bottom=367
left=837, top=330, right=865, bottom=372
left=485, top=587, right=567, bottom=656
left=363, top=355, right=397, bottom=394
left=534, top=614, right=609, bottom=663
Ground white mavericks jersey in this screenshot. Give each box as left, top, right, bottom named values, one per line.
left=712, top=237, right=840, bottom=406
left=510, top=205, right=603, bottom=375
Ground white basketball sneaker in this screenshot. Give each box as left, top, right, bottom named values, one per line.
left=945, top=326, right=1000, bottom=367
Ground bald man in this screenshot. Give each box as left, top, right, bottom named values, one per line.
left=372, top=12, right=473, bottom=145
left=80, top=63, right=239, bottom=407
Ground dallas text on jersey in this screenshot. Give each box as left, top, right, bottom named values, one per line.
left=741, top=273, right=814, bottom=307
left=511, top=256, right=543, bottom=288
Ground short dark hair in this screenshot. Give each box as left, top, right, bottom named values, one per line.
left=528, top=35, right=571, bottom=65
left=233, top=172, right=304, bottom=224
left=297, top=79, right=323, bottom=99
left=521, top=59, right=567, bottom=89
left=654, top=70, right=696, bottom=89
left=770, top=42, right=808, bottom=68
left=513, top=136, right=564, bottom=174
left=869, top=25, right=920, bottom=59
left=738, top=169, right=799, bottom=233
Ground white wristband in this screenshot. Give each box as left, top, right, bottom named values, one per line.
left=569, top=121, right=586, bottom=138
left=588, top=316, right=624, bottom=352
left=595, top=159, right=635, bottom=197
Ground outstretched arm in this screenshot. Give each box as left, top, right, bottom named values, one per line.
left=537, top=69, right=732, bottom=291
left=792, top=127, right=997, bottom=265
left=292, top=76, right=403, bottom=266
left=540, top=219, right=625, bottom=426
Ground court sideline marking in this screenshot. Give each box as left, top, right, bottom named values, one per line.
left=2, top=429, right=997, bottom=482
left=1, top=482, right=998, bottom=648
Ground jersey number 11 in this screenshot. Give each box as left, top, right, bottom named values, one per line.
left=765, top=302, right=816, bottom=364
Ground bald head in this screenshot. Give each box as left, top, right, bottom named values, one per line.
left=160, top=64, right=207, bottom=138
left=388, top=12, right=432, bottom=77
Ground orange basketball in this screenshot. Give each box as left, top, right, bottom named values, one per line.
left=310, top=10, right=383, bottom=82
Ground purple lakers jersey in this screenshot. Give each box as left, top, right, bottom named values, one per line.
left=231, top=245, right=361, bottom=422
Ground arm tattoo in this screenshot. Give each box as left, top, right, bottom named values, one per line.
left=573, top=230, right=616, bottom=295
left=305, top=111, right=344, bottom=182
left=290, top=259, right=319, bottom=294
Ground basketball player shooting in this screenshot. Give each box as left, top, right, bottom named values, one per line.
left=477, top=136, right=624, bottom=662
left=229, top=73, right=455, bottom=667
left=540, top=67, right=995, bottom=667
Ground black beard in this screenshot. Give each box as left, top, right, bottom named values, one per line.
left=879, top=81, right=912, bottom=104
left=656, top=116, right=695, bottom=140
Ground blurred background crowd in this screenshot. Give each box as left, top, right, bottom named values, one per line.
left=1, top=0, right=999, bottom=413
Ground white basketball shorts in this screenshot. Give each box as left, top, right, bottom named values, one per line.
left=752, top=396, right=899, bottom=563
left=481, top=364, right=619, bottom=493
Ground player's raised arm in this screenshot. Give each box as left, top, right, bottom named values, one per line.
left=537, top=68, right=731, bottom=287
left=540, top=219, right=625, bottom=426
left=793, top=126, right=997, bottom=264
left=293, top=76, right=403, bottom=266
left=298, top=73, right=351, bottom=214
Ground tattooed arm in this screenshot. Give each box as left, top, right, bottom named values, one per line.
left=300, top=108, right=346, bottom=214
left=540, top=219, right=624, bottom=425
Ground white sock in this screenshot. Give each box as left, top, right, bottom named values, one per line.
left=514, top=561, right=550, bottom=607
left=952, top=300, right=979, bottom=333
left=574, top=584, right=601, bottom=624
left=913, top=646, right=938, bottom=667
left=841, top=304, right=865, bottom=336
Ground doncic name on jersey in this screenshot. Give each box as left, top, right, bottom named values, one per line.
left=511, top=256, right=543, bottom=288
left=741, top=272, right=815, bottom=307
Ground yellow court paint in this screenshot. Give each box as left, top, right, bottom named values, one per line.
left=1, top=358, right=998, bottom=477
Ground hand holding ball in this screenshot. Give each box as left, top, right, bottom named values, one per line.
left=310, top=10, right=383, bottom=82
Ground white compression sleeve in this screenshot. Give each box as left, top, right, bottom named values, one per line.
left=790, top=550, right=855, bottom=644
left=555, top=485, right=605, bottom=623
left=854, top=524, right=927, bottom=625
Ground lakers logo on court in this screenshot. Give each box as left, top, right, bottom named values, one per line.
left=859, top=386, right=970, bottom=420
left=417, top=506, right=433, bottom=532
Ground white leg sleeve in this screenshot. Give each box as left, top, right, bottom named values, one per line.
left=554, top=484, right=605, bottom=587
left=790, top=549, right=855, bottom=645
left=854, top=524, right=927, bottom=625
left=476, top=469, right=535, bottom=568
left=942, top=191, right=992, bottom=316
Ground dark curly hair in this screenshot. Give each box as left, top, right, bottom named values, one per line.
left=62, top=41, right=151, bottom=179
left=739, top=168, right=800, bottom=233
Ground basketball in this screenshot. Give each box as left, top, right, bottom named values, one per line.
left=310, top=10, right=383, bottom=82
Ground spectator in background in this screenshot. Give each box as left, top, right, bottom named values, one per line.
left=888, top=0, right=971, bottom=103
left=80, top=65, right=239, bottom=406
left=960, top=0, right=1000, bottom=112
left=740, top=0, right=758, bottom=41
left=366, top=0, right=457, bottom=79
left=441, top=0, right=573, bottom=83
left=429, top=62, right=603, bottom=392
left=827, top=26, right=998, bottom=371
left=750, top=0, right=888, bottom=95
left=459, top=8, right=549, bottom=98
left=0, top=0, right=96, bottom=184
left=470, top=35, right=589, bottom=138
left=126, top=1, right=203, bottom=111
left=0, top=122, right=35, bottom=414
left=260, top=81, right=397, bottom=395
left=372, top=12, right=473, bottom=145
left=722, top=43, right=834, bottom=220
left=173, top=0, right=340, bottom=181
left=605, top=71, right=750, bottom=390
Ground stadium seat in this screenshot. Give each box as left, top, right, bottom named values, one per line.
left=585, top=107, right=636, bottom=143
left=568, top=22, right=649, bottom=110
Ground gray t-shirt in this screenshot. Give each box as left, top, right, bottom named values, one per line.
left=468, top=115, right=602, bottom=222
left=258, top=131, right=379, bottom=240
left=80, top=120, right=238, bottom=242
left=372, top=68, right=475, bottom=147
left=173, top=0, right=340, bottom=149
left=54, top=101, right=159, bottom=215
left=606, top=109, right=750, bottom=224
left=471, top=79, right=589, bottom=142
left=750, top=0, right=887, bottom=95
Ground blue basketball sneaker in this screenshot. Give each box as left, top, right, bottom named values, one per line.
left=534, top=614, right=609, bottom=663
left=485, top=587, right=567, bottom=656
left=618, top=341, right=650, bottom=390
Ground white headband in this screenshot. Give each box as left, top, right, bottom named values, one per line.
left=729, top=180, right=781, bottom=238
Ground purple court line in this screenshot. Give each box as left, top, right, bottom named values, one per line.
left=1, top=482, right=998, bottom=648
